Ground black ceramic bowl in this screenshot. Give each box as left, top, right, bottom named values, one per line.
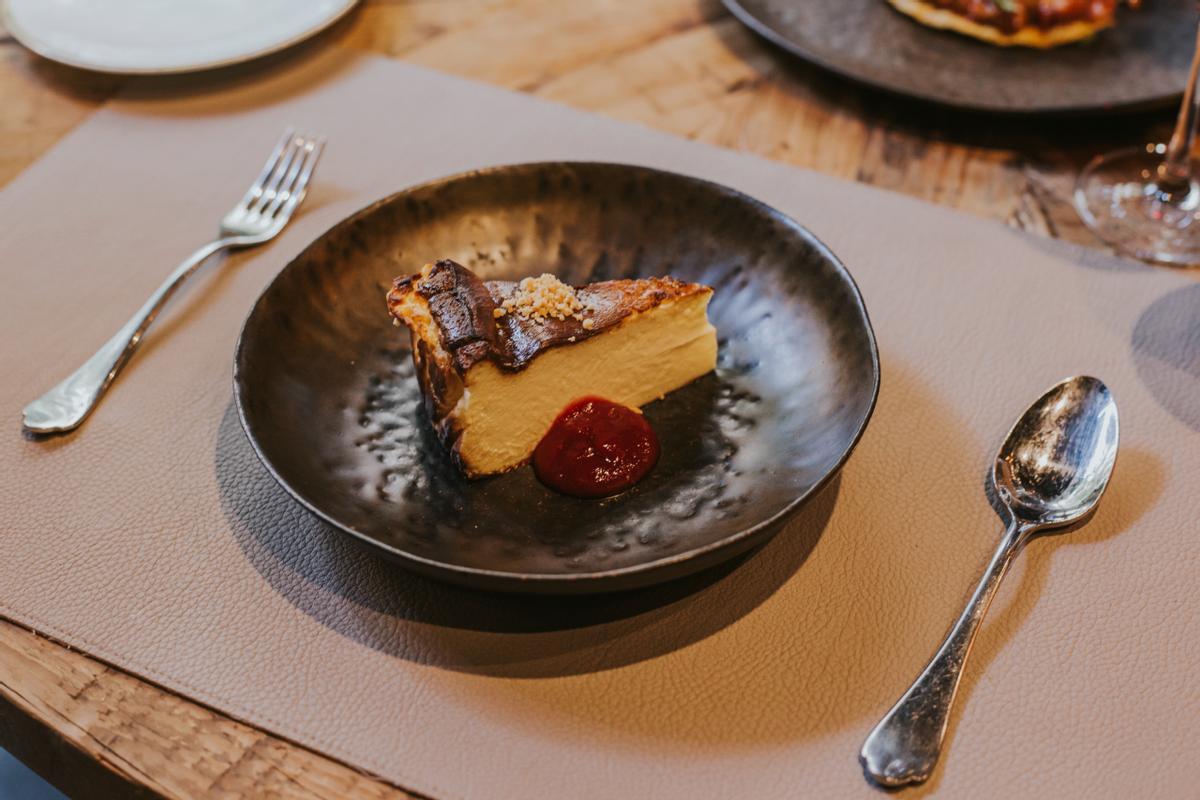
left=234, top=162, right=879, bottom=593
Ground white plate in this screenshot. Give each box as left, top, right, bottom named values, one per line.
left=2, top=0, right=357, bottom=75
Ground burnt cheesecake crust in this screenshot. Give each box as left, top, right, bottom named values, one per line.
left=389, top=259, right=710, bottom=372
left=386, top=259, right=718, bottom=477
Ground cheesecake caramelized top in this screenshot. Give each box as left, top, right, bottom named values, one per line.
left=387, top=259, right=712, bottom=374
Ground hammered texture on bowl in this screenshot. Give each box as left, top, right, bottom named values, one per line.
left=235, top=163, right=879, bottom=592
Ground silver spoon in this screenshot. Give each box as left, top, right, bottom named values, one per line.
left=860, top=375, right=1119, bottom=787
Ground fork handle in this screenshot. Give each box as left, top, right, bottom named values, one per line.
left=859, top=519, right=1030, bottom=787
left=22, top=238, right=233, bottom=433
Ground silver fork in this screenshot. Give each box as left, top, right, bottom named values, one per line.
left=22, top=128, right=325, bottom=434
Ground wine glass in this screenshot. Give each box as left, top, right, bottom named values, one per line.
left=1075, top=20, right=1200, bottom=266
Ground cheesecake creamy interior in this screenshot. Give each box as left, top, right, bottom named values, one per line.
left=387, top=259, right=717, bottom=477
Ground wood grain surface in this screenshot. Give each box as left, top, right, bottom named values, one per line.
left=0, top=1, right=1176, bottom=797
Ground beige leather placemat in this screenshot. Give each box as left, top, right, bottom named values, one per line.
left=2, top=52, right=1197, bottom=799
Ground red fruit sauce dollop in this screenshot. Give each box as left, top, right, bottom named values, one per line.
left=532, top=396, right=660, bottom=498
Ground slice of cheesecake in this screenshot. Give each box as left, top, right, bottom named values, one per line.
left=386, top=259, right=717, bottom=477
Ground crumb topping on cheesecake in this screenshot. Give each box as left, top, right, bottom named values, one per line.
left=498, top=273, right=593, bottom=325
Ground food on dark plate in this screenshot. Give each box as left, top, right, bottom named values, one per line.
left=886, top=0, right=1128, bottom=47
left=386, top=259, right=717, bottom=480
left=533, top=396, right=661, bottom=498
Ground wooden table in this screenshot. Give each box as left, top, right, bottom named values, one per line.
left=0, top=2, right=1174, bottom=797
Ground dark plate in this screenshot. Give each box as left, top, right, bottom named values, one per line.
left=234, top=162, right=879, bottom=593
left=723, top=0, right=1194, bottom=114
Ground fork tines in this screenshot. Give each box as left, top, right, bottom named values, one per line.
left=235, top=128, right=326, bottom=221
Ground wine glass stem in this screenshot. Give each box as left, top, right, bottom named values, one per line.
left=1159, top=21, right=1200, bottom=194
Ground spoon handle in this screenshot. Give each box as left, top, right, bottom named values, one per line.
left=860, top=520, right=1028, bottom=786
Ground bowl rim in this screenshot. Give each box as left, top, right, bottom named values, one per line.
left=233, top=160, right=881, bottom=591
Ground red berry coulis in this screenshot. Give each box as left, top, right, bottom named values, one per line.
left=532, top=396, right=660, bottom=498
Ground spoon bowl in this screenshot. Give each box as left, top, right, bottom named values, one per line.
left=993, top=376, right=1120, bottom=529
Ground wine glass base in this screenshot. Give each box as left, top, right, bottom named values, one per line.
left=1074, top=145, right=1200, bottom=268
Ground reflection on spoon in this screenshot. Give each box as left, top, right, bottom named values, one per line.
left=860, top=376, right=1119, bottom=787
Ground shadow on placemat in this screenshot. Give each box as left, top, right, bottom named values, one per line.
left=1133, top=282, right=1200, bottom=434
left=1015, top=228, right=1152, bottom=275
left=215, top=403, right=834, bottom=678
left=1008, top=232, right=1200, bottom=435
